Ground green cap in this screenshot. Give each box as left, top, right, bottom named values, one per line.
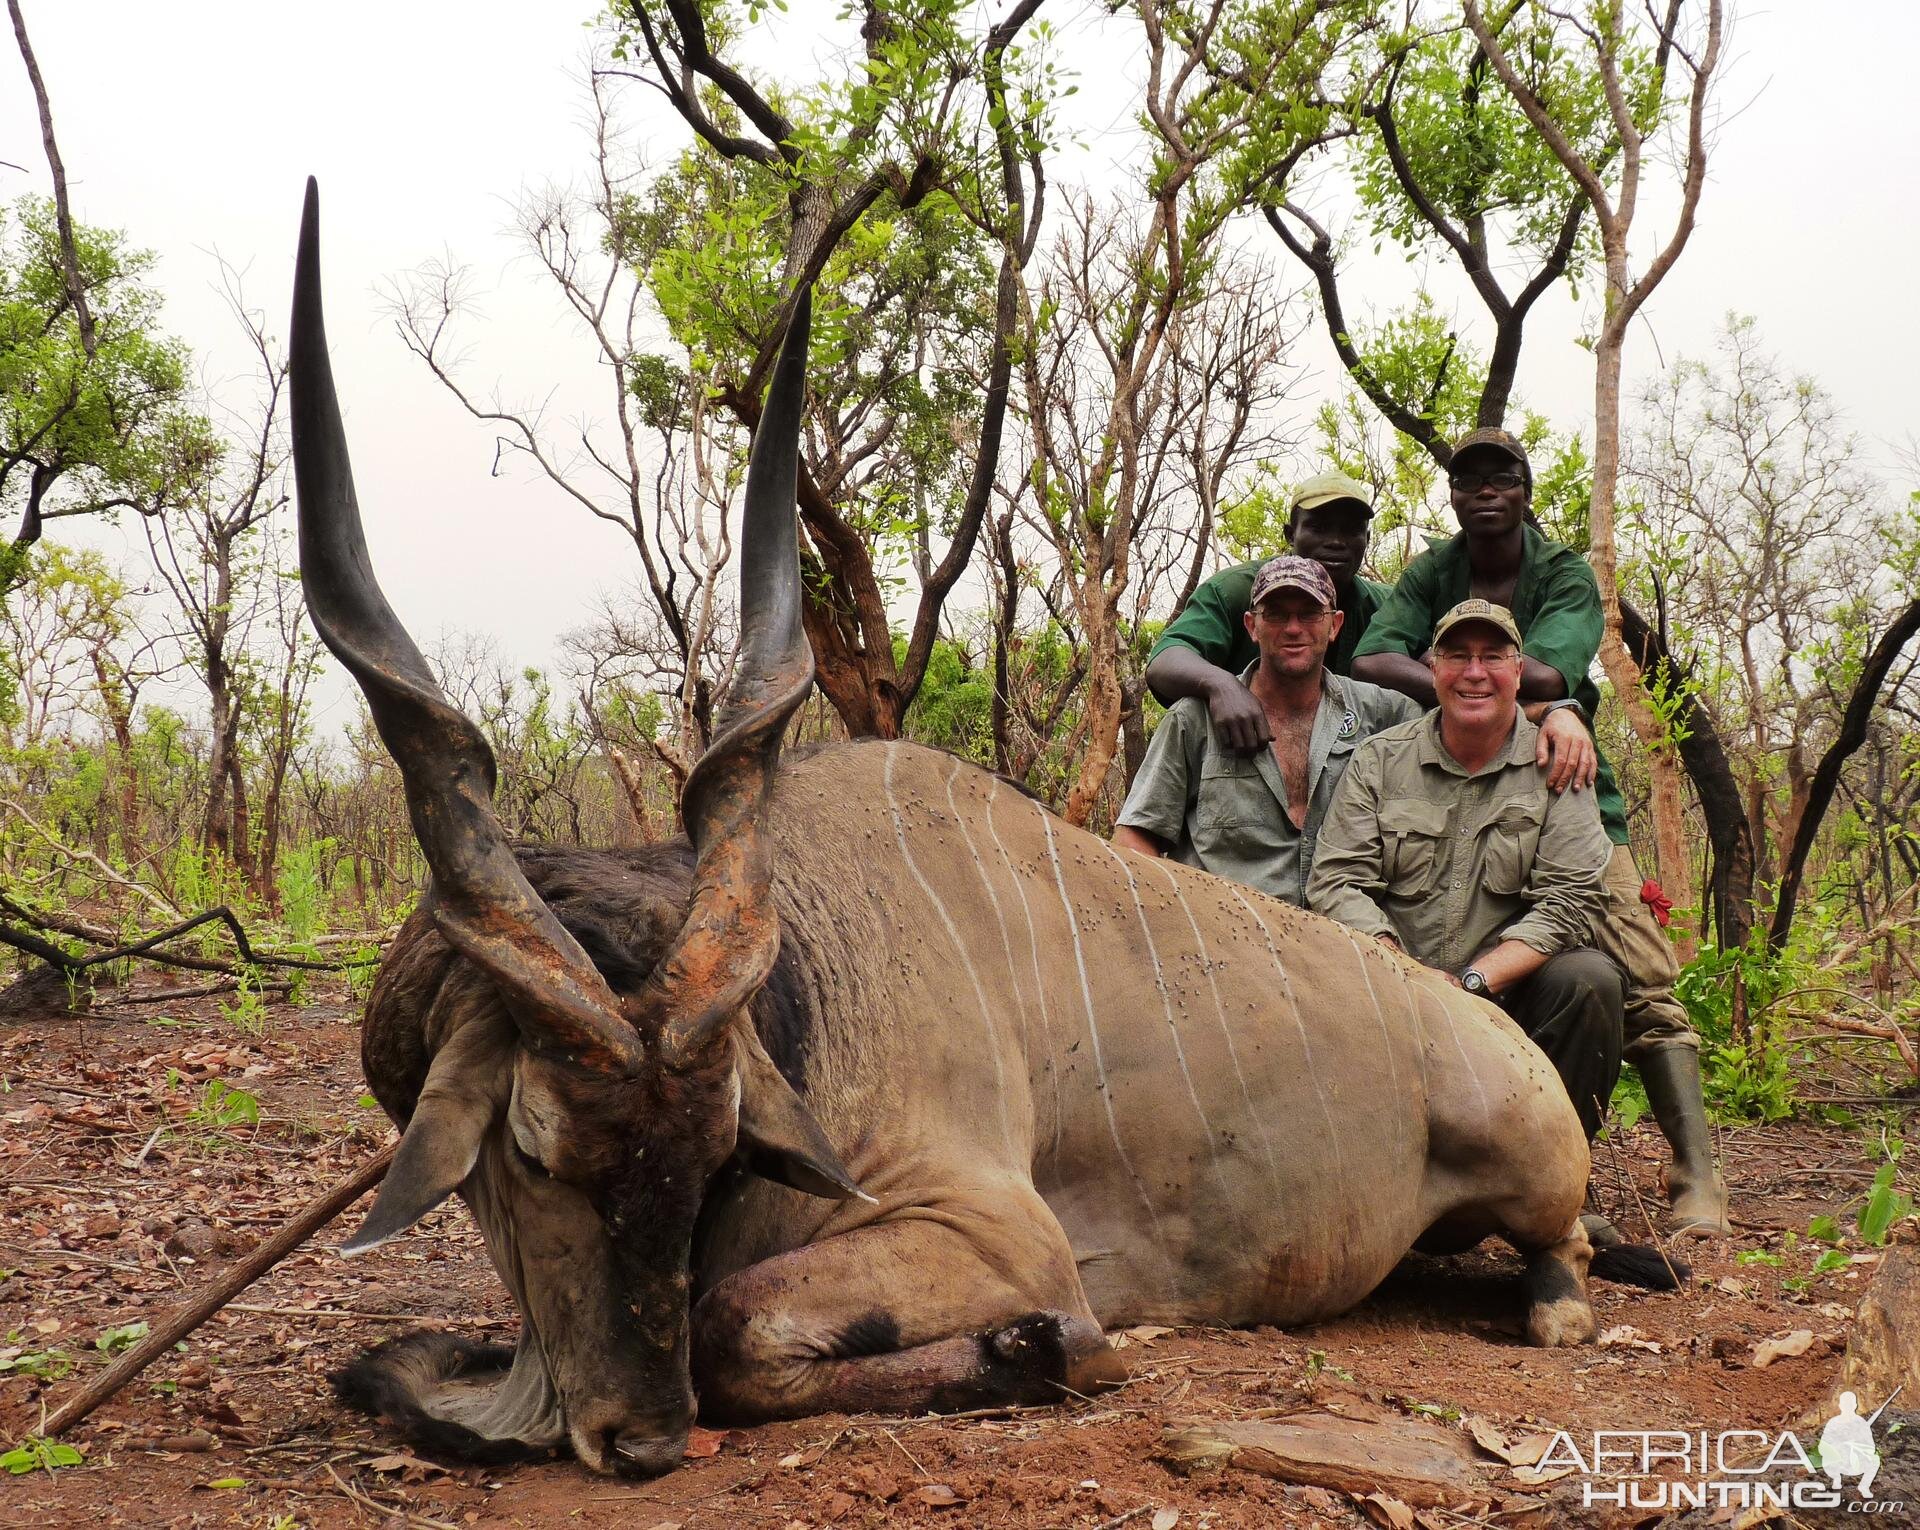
left=1291, top=471, right=1374, bottom=515
left=1432, top=598, right=1523, bottom=649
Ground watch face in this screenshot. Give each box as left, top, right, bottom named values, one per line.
left=1463, top=972, right=1487, bottom=994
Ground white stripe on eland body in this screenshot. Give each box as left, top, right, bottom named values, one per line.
left=883, top=746, right=1011, bottom=1137
left=1098, top=842, right=1230, bottom=1194
left=943, top=762, right=1045, bottom=1152
left=980, top=779, right=1065, bottom=1166
left=1338, top=929, right=1406, bottom=1111
left=1038, top=809, right=1177, bottom=1283
left=943, top=762, right=1030, bottom=1031
left=1145, top=861, right=1282, bottom=1187
left=1223, top=885, right=1350, bottom=1193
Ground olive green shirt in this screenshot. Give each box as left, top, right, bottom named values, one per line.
left=1150, top=563, right=1394, bottom=681
left=1117, top=667, right=1421, bottom=906
left=1306, top=710, right=1612, bottom=972
left=1350, top=525, right=1629, bottom=845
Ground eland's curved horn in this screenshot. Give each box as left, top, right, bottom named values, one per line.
left=289, top=179, right=642, bottom=1075
left=641, top=288, right=816, bottom=1067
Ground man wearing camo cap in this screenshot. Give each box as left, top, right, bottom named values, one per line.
left=1115, top=553, right=1419, bottom=908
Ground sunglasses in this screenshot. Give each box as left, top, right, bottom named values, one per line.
left=1448, top=469, right=1525, bottom=493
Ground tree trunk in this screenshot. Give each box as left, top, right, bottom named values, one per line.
left=1587, top=257, right=1692, bottom=924
left=1770, top=597, right=1920, bottom=951
left=1620, top=602, right=1755, bottom=950
left=1062, top=592, right=1121, bottom=827
left=202, top=654, right=234, bottom=860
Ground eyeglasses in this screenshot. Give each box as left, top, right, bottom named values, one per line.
left=1448, top=469, right=1525, bottom=493
left=1431, top=649, right=1521, bottom=671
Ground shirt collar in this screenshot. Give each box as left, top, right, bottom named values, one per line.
left=1415, top=705, right=1535, bottom=776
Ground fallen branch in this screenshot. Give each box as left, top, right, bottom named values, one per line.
left=0, top=894, right=380, bottom=979
left=107, top=978, right=296, bottom=1005
left=41, top=1142, right=396, bottom=1439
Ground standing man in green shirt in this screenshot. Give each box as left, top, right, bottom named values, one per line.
left=1145, top=472, right=1394, bottom=749
left=1349, top=428, right=1728, bottom=1237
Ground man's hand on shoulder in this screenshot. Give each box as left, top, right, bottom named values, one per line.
left=1208, top=676, right=1271, bottom=752
left=1533, top=704, right=1597, bottom=792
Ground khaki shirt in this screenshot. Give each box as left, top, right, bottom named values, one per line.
left=1117, top=668, right=1420, bottom=906
left=1305, top=709, right=1611, bottom=971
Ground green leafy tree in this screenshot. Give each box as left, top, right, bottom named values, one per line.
left=609, top=0, right=1057, bottom=737
left=1, top=198, right=191, bottom=591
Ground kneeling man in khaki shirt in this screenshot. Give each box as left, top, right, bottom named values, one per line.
left=1307, top=600, right=1624, bottom=1138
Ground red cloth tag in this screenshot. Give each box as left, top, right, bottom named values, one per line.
left=1640, top=878, right=1673, bottom=927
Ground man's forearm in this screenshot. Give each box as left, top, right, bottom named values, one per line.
left=1466, top=939, right=1551, bottom=995
left=1145, top=645, right=1231, bottom=709
left=1351, top=651, right=1437, bottom=706
left=1517, top=657, right=1570, bottom=702
left=1113, top=824, right=1169, bottom=859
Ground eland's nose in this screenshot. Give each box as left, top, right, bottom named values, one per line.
left=609, top=1425, right=688, bottom=1477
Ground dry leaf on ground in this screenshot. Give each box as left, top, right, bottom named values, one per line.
left=1357, top=1491, right=1417, bottom=1528
left=1751, top=1329, right=1814, bottom=1368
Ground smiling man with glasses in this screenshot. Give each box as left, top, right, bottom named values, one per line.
left=1309, top=599, right=1623, bottom=1142
left=1347, top=428, right=1728, bottom=1237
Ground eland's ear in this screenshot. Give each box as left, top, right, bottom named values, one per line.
left=733, top=1025, right=870, bottom=1203
left=342, top=1024, right=510, bottom=1255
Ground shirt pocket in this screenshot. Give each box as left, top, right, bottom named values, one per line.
left=1195, top=756, right=1268, bottom=829
left=1379, top=798, right=1449, bottom=895
left=1481, top=796, right=1546, bottom=895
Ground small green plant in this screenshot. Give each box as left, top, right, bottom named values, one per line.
left=1858, top=1160, right=1916, bottom=1248
left=1, top=1436, right=83, bottom=1475
left=185, top=1079, right=261, bottom=1134
left=1784, top=1249, right=1851, bottom=1293
left=344, top=941, right=383, bottom=998
left=0, top=1340, right=74, bottom=1381
left=1303, top=1348, right=1353, bottom=1383
left=1736, top=1249, right=1783, bottom=1268
left=221, top=969, right=270, bottom=1038
left=95, top=1321, right=149, bottom=1356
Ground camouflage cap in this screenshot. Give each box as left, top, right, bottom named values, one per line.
left=1450, top=427, right=1532, bottom=488
left=1431, top=598, right=1523, bottom=650
left=1249, top=554, right=1338, bottom=612
left=1291, top=470, right=1375, bottom=515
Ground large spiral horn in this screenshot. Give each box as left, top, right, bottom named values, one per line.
left=289, top=179, right=642, bottom=1075
left=638, top=288, right=817, bottom=1066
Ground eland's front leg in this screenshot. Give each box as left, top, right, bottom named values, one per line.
left=690, top=1196, right=1126, bottom=1421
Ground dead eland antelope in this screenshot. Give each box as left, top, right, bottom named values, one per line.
left=289, top=181, right=1670, bottom=1478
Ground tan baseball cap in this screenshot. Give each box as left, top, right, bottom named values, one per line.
left=1291, top=471, right=1375, bottom=514
left=1432, top=598, right=1523, bottom=649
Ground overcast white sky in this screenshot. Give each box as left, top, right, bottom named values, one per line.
left=6, top=1, right=1917, bottom=733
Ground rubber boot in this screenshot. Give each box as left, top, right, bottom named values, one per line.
left=1639, top=1042, right=1730, bottom=1237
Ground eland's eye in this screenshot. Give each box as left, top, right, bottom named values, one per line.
left=511, top=1138, right=552, bottom=1179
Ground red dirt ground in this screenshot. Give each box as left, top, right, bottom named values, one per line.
left=1, top=975, right=1911, bottom=1528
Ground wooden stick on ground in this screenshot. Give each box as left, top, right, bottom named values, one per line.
left=41, top=1142, right=396, bottom=1439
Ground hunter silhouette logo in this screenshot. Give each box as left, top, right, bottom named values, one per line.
left=1820, top=1387, right=1900, bottom=1499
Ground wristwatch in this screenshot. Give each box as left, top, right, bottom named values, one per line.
left=1537, top=698, right=1587, bottom=722
left=1460, top=968, right=1491, bottom=997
